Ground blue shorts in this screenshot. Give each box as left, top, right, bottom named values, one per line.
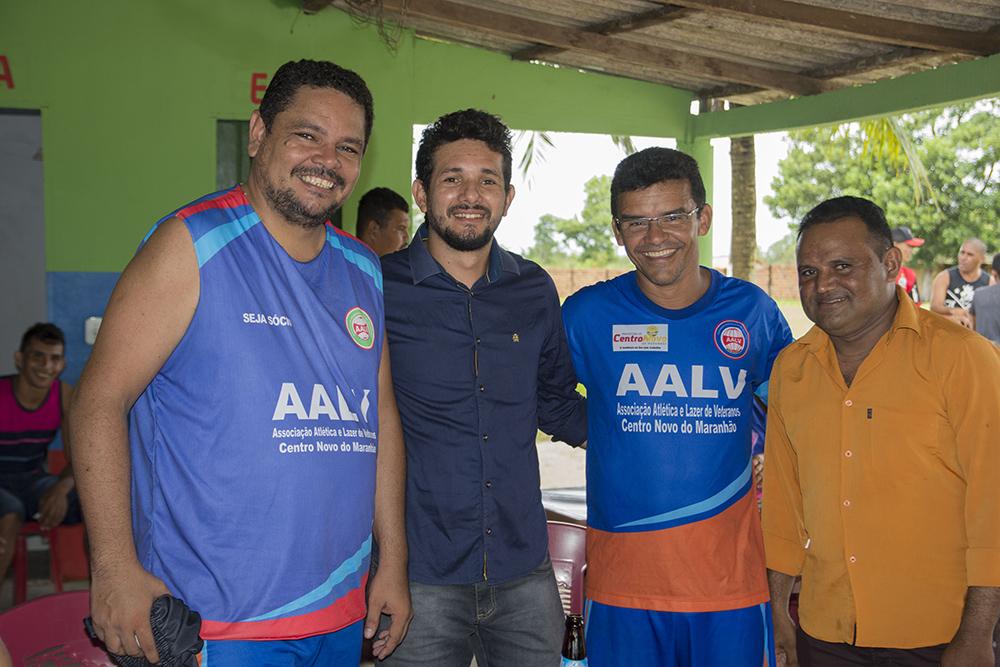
left=201, top=620, right=363, bottom=666
left=0, top=472, right=82, bottom=523
left=585, top=600, right=776, bottom=667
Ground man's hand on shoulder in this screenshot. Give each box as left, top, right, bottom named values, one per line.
left=89, top=560, right=170, bottom=663
left=364, top=563, right=412, bottom=660
left=37, top=479, right=73, bottom=529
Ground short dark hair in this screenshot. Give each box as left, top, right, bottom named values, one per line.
left=20, top=322, right=65, bottom=352
left=415, top=109, right=512, bottom=190
left=259, top=59, right=374, bottom=148
left=992, top=252, right=1000, bottom=276
left=798, top=196, right=892, bottom=256
left=356, top=187, right=408, bottom=238
left=610, top=147, right=706, bottom=218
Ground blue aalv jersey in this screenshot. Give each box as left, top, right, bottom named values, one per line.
left=562, top=270, right=792, bottom=613
left=129, top=186, right=383, bottom=640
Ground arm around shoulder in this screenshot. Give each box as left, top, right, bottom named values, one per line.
left=69, top=217, right=198, bottom=662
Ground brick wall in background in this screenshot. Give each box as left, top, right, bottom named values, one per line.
left=750, top=263, right=799, bottom=301
left=548, top=267, right=631, bottom=300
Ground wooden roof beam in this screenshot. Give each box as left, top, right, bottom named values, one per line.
left=355, top=0, right=834, bottom=96
left=659, top=0, right=1000, bottom=56
left=512, top=6, right=691, bottom=62
left=702, top=46, right=940, bottom=102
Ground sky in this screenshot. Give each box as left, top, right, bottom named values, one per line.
left=412, top=125, right=793, bottom=269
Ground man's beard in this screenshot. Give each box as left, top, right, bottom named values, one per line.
left=426, top=204, right=498, bottom=252
left=263, top=167, right=347, bottom=229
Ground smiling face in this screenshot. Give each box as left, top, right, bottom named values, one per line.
left=247, top=86, right=366, bottom=228
left=14, top=338, right=65, bottom=393
left=614, top=179, right=712, bottom=308
left=797, top=216, right=900, bottom=340
left=412, top=138, right=514, bottom=252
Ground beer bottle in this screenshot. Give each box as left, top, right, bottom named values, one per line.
left=561, top=613, right=587, bottom=666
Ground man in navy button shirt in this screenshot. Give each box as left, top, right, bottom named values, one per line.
left=381, top=109, right=587, bottom=666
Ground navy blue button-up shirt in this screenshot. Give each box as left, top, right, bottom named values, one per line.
left=382, top=225, right=587, bottom=585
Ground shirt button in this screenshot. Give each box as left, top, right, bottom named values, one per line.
left=479, top=385, right=485, bottom=392
left=843, top=499, right=851, bottom=507
left=482, top=433, right=489, bottom=442
left=486, top=528, right=493, bottom=536
left=485, top=480, right=492, bottom=488
left=845, top=450, right=853, bottom=458
left=476, top=337, right=481, bottom=344
left=849, top=555, right=857, bottom=563
left=845, top=399, right=853, bottom=407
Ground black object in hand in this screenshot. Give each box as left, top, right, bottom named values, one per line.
left=84, top=594, right=203, bottom=667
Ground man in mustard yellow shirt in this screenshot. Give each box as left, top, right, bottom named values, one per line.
left=762, top=196, right=1000, bottom=667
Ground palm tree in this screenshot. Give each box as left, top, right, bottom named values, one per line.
left=730, top=135, right=756, bottom=280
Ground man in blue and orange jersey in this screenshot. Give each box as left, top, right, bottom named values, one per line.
left=0, top=323, right=80, bottom=585
left=562, top=147, right=793, bottom=665
left=70, top=60, right=410, bottom=666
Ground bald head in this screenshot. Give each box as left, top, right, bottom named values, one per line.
left=958, top=238, right=987, bottom=277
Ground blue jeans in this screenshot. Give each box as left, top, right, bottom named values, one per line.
left=383, top=557, right=564, bottom=667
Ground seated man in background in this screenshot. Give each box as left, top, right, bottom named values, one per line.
left=0, top=323, right=80, bottom=583
left=356, top=187, right=411, bottom=256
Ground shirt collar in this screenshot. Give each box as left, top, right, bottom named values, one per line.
left=405, top=222, right=521, bottom=285
left=798, top=285, right=922, bottom=348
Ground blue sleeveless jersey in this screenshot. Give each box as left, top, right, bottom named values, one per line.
left=129, top=186, right=383, bottom=640
left=562, top=270, right=792, bottom=613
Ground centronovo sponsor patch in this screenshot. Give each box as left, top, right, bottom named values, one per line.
left=612, top=324, right=668, bottom=352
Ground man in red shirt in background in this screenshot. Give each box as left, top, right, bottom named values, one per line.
left=892, top=226, right=923, bottom=303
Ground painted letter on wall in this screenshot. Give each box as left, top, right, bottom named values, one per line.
left=0, top=56, right=13, bottom=90
left=250, top=72, right=268, bottom=104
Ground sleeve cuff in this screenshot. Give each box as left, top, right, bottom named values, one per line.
left=764, top=531, right=806, bottom=576
left=967, top=548, right=1000, bottom=586
left=550, top=399, right=588, bottom=447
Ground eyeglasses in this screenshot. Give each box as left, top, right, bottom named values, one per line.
left=614, top=206, right=703, bottom=236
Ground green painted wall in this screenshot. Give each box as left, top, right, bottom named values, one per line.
left=0, top=0, right=692, bottom=272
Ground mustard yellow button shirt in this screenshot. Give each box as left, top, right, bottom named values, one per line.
left=762, top=289, right=1000, bottom=648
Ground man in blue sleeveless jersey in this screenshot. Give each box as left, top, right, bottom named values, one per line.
left=71, top=60, right=410, bottom=665
left=562, top=148, right=792, bottom=665
left=381, top=109, right=587, bottom=666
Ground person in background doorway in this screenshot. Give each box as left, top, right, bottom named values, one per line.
left=357, top=187, right=410, bottom=256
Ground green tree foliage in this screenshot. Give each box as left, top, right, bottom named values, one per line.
left=525, top=175, right=628, bottom=267
left=760, top=232, right=797, bottom=264
left=765, top=100, right=1000, bottom=269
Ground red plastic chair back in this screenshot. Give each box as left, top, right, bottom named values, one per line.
left=547, top=520, right=586, bottom=615
left=0, top=590, right=113, bottom=665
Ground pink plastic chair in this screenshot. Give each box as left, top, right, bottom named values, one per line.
left=0, top=590, right=114, bottom=666
left=547, top=520, right=586, bottom=615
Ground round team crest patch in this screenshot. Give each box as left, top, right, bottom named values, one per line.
left=345, top=307, right=375, bottom=350
left=714, top=320, right=749, bottom=360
